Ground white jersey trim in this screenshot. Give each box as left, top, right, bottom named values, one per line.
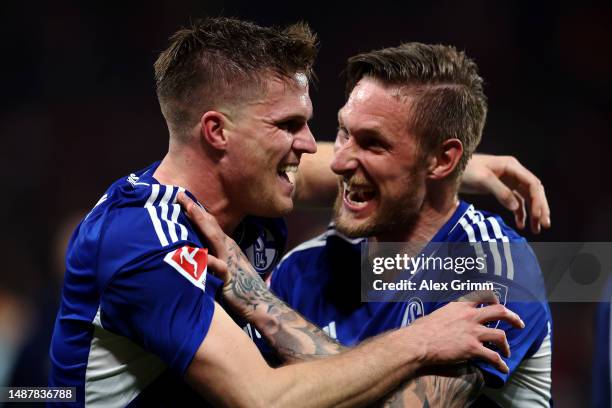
left=85, top=308, right=166, bottom=408
left=144, top=185, right=190, bottom=247
left=458, top=205, right=515, bottom=280
left=482, top=329, right=552, bottom=407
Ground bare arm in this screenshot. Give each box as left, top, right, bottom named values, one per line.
left=178, top=194, right=509, bottom=407
left=295, top=142, right=551, bottom=233
left=198, top=286, right=487, bottom=408
left=459, top=154, right=551, bottom=233
left=382, top=365, right=484, bottom=408
left=223, top=239, right=345, bottom=362
left=294, top=141, right=337, bottom=208
left=178, top=193, right=522, bottom=374
left=186, top=301, right=427, bottom=408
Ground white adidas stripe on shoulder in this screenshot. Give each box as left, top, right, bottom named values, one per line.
left=459, top=206, right=515, bottom=280
left=145, top=185, right=168, bottom=246
left=459, top=208, right=488, bottom=275
left=144, top=185, right=189, bottom=247
left=486, top=216, right=515, bottom=280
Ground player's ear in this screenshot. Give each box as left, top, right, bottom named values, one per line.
left=200, top=111, right=228, bottom=151
left=427, top=138, right=463, bottom=180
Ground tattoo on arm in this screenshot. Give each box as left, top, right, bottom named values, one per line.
left=223, top=238, right=346, bottom=362
left=382, top=365, right=484, bottom=408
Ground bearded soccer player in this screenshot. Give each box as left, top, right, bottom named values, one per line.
left=267, top=44, right=552, bottom=407
left=49, top=18, right=544, bottom=407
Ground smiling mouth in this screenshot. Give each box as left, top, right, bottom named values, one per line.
left=278, top=164, right=298, bottom=185
left=343, top=181, right=376, bottom=209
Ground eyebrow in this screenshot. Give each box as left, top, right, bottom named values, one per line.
left=337, top=111, right=390, bottom=144
left=345, top=128, right=392, bottom=153
left=277, top=112, right=313, bottom=122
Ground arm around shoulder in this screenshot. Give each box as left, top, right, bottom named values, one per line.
left=185, top=302, right=427, bottom=408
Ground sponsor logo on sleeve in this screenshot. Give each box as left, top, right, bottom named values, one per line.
left=164, top=246, right=208, bottom=290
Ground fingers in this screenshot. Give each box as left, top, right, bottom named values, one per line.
left=512, top=190, right=527, bottom=230
left=526, top=180, right=550, bottom=234
left=480, top=175, right=520, bottom=212
left=501, top=158, right=551, bottom=234
left=468, top=169, right=528, bottom=232
left=475, top=304, right=525, bottom=329
left=177, top=191, right=198, bottom=215
left=478, top=327, right=511, bottom=358
left=176, top=192, right=226, bottom=256
left=457, top=290, right=500, bottom=306
left=476, top=345, right=509, bottom=374
left=207, top=254, right=229, bottom=281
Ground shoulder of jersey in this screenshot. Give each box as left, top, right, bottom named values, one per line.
left=448, top=204, right=535, bottom=283
left=81, top=172, right=194, bottom=251
left=448, top=204, right=524, bottom=244
left=277, top=224, right=364, bottom=268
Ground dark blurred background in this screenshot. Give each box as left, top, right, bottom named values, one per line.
left=1, top=1, right=610, bottom=406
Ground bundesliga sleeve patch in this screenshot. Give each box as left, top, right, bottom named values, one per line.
left=163, top=246, right=208, bottom=290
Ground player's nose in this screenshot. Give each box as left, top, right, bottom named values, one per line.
left=293, top=124, right=317, bottom=155
left=331, top=138, right=358, bottom=175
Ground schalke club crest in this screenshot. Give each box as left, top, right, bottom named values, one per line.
left=245, top=228, right=279, bottom=276
left=401, top=297, right=425, bottom=327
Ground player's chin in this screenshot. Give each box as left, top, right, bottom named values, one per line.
left=263, top=195, right=294, bottom=217
left=334, top=211, right=376, bottom=238
left=276, top=198, right=294, bottom=216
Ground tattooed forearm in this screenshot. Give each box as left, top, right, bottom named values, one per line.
left=382, top=365, right=483, bottom=408
left=266, top=308, right=346, bottom=362
left=221, top=238, right=346, bottom=363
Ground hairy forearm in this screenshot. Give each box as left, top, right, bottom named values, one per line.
left=188, top=303, right=424, bottom=408
left=255, top=298, right=347, bottom=362
left=268, top=329, right=427, bottom=408
left=215, top=240, right=433, bottom=407
left=381, top=365, right=484, bottom=408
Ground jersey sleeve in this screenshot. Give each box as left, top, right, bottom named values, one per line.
left=96, top=207, right=222, bottom=376
left=473, top=296, right=550, bottom=387
left=433, top=239, right=551, bottom=387
left=479, top=242, right=550, bottom=387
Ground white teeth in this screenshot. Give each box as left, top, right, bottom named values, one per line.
left=278, top=164, right=298, bottom=185
left=279, top=165, right=298, bottom=173
left=346, top=191, right=368, bottom=208
left=343, top=180, right=375, bottom=208
left=286, top=170, right=296, bottom=185
left=343, top=182, right=374, bottom=196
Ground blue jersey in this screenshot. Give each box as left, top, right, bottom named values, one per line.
left=271, top=201, right=552, bottom=407
left=48, top=162, right=286, bottom=407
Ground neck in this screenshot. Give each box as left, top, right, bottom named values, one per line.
left=153, top=142, right=244, bottom=234
left=374, top=184, right=459, bottom=244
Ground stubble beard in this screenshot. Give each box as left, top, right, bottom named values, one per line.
left=333, top=188, right=420, bottom=240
